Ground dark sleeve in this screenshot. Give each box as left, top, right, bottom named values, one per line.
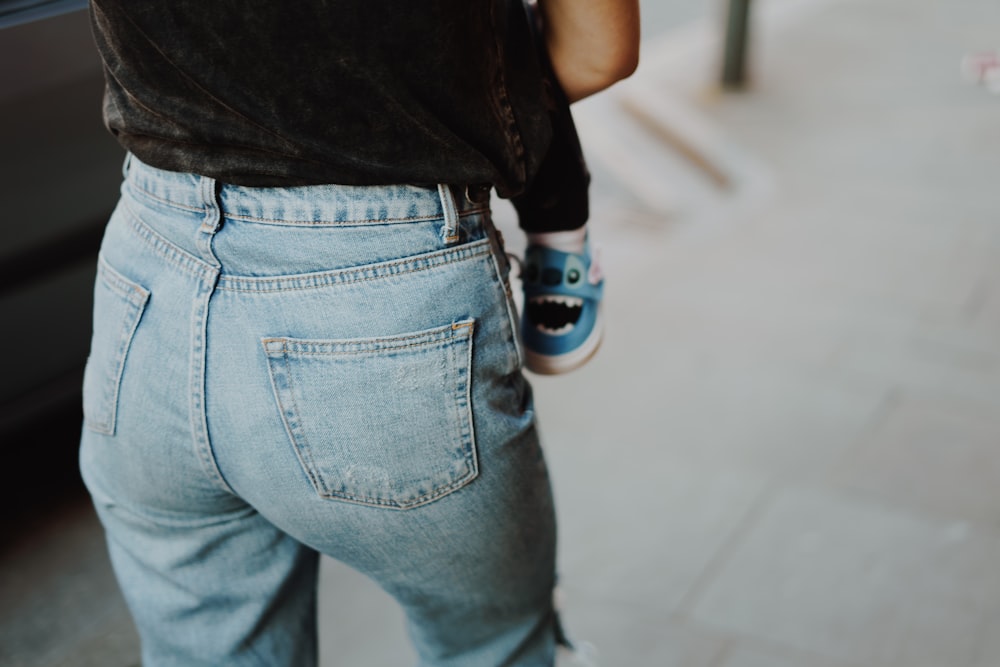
left=510, top=1, right=591, bottom=233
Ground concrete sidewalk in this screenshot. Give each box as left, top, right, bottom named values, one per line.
left=4, top=0, right=1000, bottom=665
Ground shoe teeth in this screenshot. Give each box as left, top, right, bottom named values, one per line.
left=526, top=294, right=583, bottom=334
left=529, top=296, right=583, bottom=308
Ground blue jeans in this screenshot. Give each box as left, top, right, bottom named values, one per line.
left=80, top=156, right=559, bottom=666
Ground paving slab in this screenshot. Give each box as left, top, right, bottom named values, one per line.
left=690, top=485, right=1000, bottom=667
left=717, top=642, right=859, bottom=667
left=318, top=557, right=413, bottom=666
left=834, top=394, right=1000, bottom=524
left=546, top=458, right=768, bottom=612
left=556, top=593, right=727, bottom=667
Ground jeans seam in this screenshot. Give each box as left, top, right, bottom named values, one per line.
left=128, top=181, right=206, bottom=213
left=485, top=228, right=524, bottom=370
left=263, top=323, right=473, bottom=355
left=123, top=201, right=219, bottom=282
left=127, top=179, right=490, bottom=224
left=96, top=257, right=151, bottom=305
left=216, top=239, right=491, bottom=293
left=224, top=207, right=489, bottom=226
left=190, top=279, right=236, bottom=495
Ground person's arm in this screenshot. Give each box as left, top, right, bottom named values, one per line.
left=537, top=0, right=640, bottom=103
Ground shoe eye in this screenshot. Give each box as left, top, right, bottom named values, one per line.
left=523, top=263, right=539, bottom=283
left=542, top=268, right=563, bottom=286
left=564, top=256, right=587, bottom=289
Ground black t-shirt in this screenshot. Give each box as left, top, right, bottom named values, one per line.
left=89, top=0, right=554, bottom=197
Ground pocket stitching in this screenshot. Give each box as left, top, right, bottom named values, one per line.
left=262, top=320, right=477, bottom=509
left=219, top=239, right=491, bottom=293
left=83, top=259, right=150, bottom=435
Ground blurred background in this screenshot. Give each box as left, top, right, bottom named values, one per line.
left=3, top=0, right=1000, bottom=665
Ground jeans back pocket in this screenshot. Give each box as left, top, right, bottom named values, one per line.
left=262, top=320, right=477, bottom=509
left=83, top=259, right=150, bottom=435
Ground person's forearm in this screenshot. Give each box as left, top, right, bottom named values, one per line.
left=537, top=0, right=640, bottom=103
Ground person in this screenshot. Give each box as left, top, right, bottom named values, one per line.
left=79, top=1, right=639, bottom=665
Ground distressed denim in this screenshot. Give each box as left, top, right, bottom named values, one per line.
left=80, top=156, right=559, bottom=666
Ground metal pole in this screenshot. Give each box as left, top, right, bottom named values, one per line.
left=721, top=0, right=751, bottom=88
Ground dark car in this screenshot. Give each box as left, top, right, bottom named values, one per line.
left=1, top=0, right=125, bottom=499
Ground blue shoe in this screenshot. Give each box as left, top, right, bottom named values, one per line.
left=520, top=242, right=604, bottom=374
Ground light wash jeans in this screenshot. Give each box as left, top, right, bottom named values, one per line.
left=80, top=156, right=559, bottom=666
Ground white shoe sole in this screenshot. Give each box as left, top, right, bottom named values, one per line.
left=523, top=311, right=604, bottom=375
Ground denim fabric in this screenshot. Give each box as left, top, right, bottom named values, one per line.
left=80, top=156, right=559, bottom=666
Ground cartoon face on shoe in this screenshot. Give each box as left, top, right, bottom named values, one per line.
left=522, top=248, right=589, bottom=336
left=520, top=243, right=604, bottom=373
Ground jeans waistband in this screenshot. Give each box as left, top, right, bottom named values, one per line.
left=122, top=154, right=489, bottom=227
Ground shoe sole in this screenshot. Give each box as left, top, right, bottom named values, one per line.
left=523, top=311, right=604, bottom=375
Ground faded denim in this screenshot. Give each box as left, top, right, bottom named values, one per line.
left=80, top=156, right=559, bottom=666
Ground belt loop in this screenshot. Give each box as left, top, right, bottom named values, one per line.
left=464, top=184, right=491, bottom=206
left=196, top=176, right=223, bottom=265
left=199, top=176, right=222, bottom=234
left=437, top=184, right=461, bottom=244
